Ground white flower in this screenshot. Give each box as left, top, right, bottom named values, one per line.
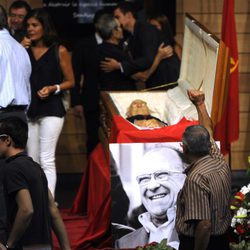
left=240, top=182, right=250, bottom=195
left=231, top=217, right=237, bottom=227
left=235, top=207, right=248, bottom=217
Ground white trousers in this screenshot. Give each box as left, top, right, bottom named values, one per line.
left=27, top=116, right=64, bottom=197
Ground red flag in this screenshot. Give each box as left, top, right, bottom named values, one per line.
left=214, top=0, right=239, bottom=155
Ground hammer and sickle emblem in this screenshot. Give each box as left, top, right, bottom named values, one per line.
left=230, top=57, right=238, bottom=74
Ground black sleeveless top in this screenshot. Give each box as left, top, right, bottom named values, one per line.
left=27, top=43, right=66, bottom=119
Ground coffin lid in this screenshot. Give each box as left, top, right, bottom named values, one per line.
left=167, top=13, right=229, bottom=125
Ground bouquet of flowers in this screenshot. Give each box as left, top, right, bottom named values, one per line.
left=136, top=239, right=175, bottom=250
left=230, top=182, right=250, bottom=250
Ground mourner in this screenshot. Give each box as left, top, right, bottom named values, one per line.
left=176, top=90, right=231, bottom=250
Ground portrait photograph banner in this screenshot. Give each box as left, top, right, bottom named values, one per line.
left=110, top=142, right=186, bottom=249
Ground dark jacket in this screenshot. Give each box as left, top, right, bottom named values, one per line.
left=121, top=21, right=180, bottom=88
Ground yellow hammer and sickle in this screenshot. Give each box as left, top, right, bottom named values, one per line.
left=230, top=57, right=238, bottom=74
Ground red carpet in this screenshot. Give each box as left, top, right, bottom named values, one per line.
left=53, top=209, right=112, bottom=250
left=52, top=209, right=89, bottom=250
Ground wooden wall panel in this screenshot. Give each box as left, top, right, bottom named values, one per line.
left=238, top=34, right=250, bottom=53
left=60, top=112, right=85, bottom=135
left=231, top=152, right=250, bottom=170
left=232, top=132, right=250, bottom=151
left=239, top=54, right=250, bottom=73
left=56, top=112, right=87, bottom=173
left=239, top=74, right=250, bottom=93
left=56, top=154, right=86, bottom=173
left=239, top=93, right=250, bottom=112
left=183, top=1, right=223, bottom=14
left=176, top=14, right=250, bottom=34
left=176, top=0, right=250, bottom=170
left=239, top=113, right=250, bottom=132
left=181, top=0, right=249, bottom=14
left=56, top=134, right=86, bottom=154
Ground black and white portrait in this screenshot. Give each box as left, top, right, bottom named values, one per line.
left=110, top=142, right=186, bottom=249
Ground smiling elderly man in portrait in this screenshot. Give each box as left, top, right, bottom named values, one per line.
left=115, top=146, right=186, bottom=249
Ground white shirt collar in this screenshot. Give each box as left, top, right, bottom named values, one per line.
left=95, top=32, right=103, bottom=45
left=0, top=28, right=10, bottom=35
left=138, top=206, right=179, bottom=249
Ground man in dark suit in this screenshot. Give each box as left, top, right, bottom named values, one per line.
left=101, top=1, right=180, bottom=89
left=96, top=13, right=136, bottom=90
left=71, top=10, right=106, bottom=155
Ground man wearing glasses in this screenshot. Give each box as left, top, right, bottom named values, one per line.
left=116, top=146, right=186, bottom=249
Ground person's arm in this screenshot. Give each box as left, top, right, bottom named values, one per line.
left=20, top=36, right=31, bottom=49
left=132, top=43, right=173, bottom=82
left=101, top=24, right=161, bottom=76
left=187, top=89, right=213, bottom=138
left=57, top=45, right=75, bottom=91
left=100, top=43, right=173, bottom=81
left=37, top=45, right=75, bottom=99
left=48, top=190, right=71, bottom=250
left=0, top=243, right=7, bottom=250
left=100, top=57, right=121, bottom=72
left=6, top=189, right=34, bottom=248
left=194, top=220, right=211, bottom=250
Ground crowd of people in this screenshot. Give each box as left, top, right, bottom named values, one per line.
left=0, top=0, right=232, bottom=249
left=71, top=1, right=180, bottom=155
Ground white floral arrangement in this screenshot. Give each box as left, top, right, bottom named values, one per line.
left=230, top=182, right=250, bottom=250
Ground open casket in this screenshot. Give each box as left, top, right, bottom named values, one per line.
left=99, top=14, right=230, bottom=147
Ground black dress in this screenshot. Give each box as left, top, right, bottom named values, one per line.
left=27, top=44, right=65, bottom=119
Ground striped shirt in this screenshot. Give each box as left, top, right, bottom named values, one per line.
left=176, top=139, right=231, bottom=236
left=0, top=29, right=31, bottom=108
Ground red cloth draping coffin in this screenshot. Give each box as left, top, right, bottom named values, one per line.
left=70, top=144, right=112, bottom=249
left=110, top=115, right=198, bottom=143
